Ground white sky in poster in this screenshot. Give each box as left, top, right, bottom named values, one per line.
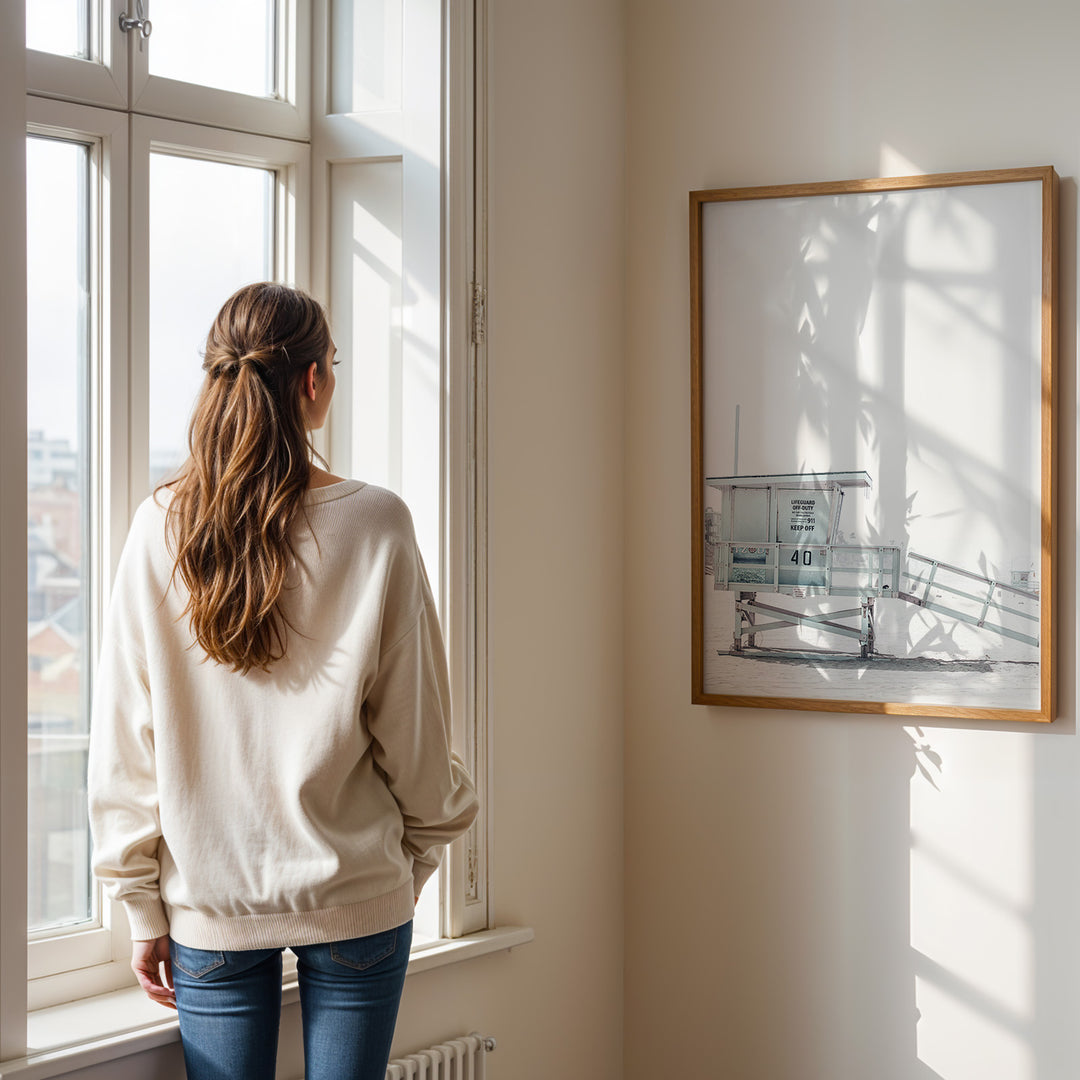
left=701, top=181, right=1043, bottom=583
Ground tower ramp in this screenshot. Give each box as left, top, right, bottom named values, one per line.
left=898, top=552, right=1039, bottom=649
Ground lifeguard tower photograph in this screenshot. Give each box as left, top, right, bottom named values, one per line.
left=691, top=169, right=1056, bottom=719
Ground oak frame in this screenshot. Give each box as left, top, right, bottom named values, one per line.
left=690, top=167, right=1058, bottom=721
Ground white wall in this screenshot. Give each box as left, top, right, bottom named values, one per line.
left=624, top=2, right=1078, bottom=1079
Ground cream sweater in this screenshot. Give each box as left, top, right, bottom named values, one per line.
left=88, top=480, right=478, bottom=950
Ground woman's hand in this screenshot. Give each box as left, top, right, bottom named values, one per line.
left=131, top=935, right=176, bottom=1010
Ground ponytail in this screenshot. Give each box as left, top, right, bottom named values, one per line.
left=153, top=282, right=332, bottom=674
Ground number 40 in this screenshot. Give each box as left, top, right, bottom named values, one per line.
left=791, top=550, right=813, bottom=566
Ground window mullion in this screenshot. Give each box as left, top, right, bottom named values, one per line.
left=127, top=116, right=151, bottom=509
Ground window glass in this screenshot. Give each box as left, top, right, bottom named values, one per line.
left=148, top=0, right=277, bottom=99
left=148, top=154, right=274, bottom=488
left=26, top=0, right=89, bottom=59
left=26, top=135, right=93, bottom=933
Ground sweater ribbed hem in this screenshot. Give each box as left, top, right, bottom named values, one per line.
left=166, top=880, right=417, bottom=951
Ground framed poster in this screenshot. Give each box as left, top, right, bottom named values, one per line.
left=690, top=167, right=1058, bottom=721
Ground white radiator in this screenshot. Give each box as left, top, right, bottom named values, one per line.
left=385, top=1032, right=496, bottom=1080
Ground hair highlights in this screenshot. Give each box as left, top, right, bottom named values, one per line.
left=154, top=282, right=332, bottom=674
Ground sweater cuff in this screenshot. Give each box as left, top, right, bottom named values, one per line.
left=124, top=897, right=170, bottom=941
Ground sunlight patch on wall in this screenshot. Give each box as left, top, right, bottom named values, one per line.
left=910, top=729, right=1034, bottom=1079
left=880, top=144, right=924, bottom=179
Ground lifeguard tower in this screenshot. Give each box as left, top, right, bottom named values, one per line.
left=705, top=471, right=897, bottom=658
left=705, top=470, right=1039, bottom=660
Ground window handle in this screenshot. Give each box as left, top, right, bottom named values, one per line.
left=119, top=0, right=152, bottom=38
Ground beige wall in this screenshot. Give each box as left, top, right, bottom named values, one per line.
left=624, top=2, right=1078, bottom=1079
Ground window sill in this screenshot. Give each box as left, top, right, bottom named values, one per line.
left=1, top=927, right=533, bottom=1080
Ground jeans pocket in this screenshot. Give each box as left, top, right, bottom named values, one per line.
left=170, top=942, right=226, bottom=979
left=328, top=927, right=400, bottom=971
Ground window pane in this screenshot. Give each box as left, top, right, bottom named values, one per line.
left=26, top=136, right=93, bottom=933
left=149, top=0, right=277, bottom=99
left=26, top=0, right=89, bottom=58
left=149, top=154, right=274, bottom=488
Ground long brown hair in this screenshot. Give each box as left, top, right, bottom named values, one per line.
left=154, top=282, right=333, bottom=674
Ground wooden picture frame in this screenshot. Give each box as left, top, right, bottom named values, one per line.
left=690, top=167, right=1058, bottom=721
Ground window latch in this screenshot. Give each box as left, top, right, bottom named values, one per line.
left=119, top=0, right=152, bottom=38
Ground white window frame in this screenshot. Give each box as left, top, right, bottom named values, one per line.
left=2, top=0, right=494, bottom=1056
left=130, top=0, right=311, bottom=141
left=26, top=0, right=128, bottom=111
left=442, top=0, right=490, bottom=939
left=24, top=96, right=130, bottom=1000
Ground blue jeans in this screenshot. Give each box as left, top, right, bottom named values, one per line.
left=170, top=920, right=412, bottom=1080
